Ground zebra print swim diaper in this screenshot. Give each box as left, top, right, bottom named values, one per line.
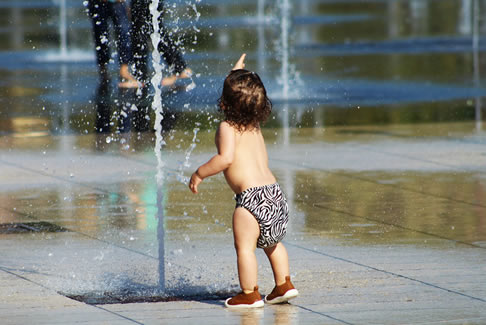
left=235, top=183, right=289, bottom=248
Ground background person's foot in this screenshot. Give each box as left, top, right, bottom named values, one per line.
left=179, top=68, right=193, bottom=79
left=119, top=64, right=142, bottom=88
left=119, top=79, right=142, bottom=88
left=161, top=68, right=193, bottom=87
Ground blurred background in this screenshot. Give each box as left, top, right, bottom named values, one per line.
left=0, top=0, right=485, bottom=138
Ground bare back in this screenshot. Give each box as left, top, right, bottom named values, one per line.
left=223, top=125, right=276, bottom=194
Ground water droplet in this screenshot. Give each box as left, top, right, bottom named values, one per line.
left=106, top=136, right=111, bottom=143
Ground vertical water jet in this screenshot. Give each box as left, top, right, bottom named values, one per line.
left=149, top=0, right=166, bottom=291
left=59, top=0, right=67, bottom=57
left=473, top=0, right=482, bottom=131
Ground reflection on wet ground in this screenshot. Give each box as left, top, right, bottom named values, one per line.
left=2, top=122, right=485, bottom=247
left=293, top=169, right=486, bottom=247
left=1, top=123, right=485, bottom=252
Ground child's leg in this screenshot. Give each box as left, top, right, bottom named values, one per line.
left=232, top=207, right=260, bottom=293
left=263, top=242, right=290, bottom=286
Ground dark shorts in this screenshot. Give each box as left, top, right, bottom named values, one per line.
left=235, top=183, right=289, bottom=248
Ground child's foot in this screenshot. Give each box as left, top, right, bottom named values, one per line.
left=161, top=68, right=193, bottom=87
left=264, top=276, right=299, bottom=304
left=224, top=286, right=264, bottom=309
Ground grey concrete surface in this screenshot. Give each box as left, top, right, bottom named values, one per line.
left=1, top=124, right=486, bottom=324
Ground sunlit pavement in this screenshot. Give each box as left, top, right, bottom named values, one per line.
left=2, top=0, right=486, bottom=323
left=1, top=122, right=485, bottom=324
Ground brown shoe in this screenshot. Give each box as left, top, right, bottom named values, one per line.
left=225, top=286, right=264, bottom=309
left=265, top=276, right=299, bottom=304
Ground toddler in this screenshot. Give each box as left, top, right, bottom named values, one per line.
left=189, top=54, right=298, bottom=308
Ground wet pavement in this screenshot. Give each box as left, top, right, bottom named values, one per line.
left=1, top=0, right=486, bottom=323
left=1, top=122, right=486, bottom=324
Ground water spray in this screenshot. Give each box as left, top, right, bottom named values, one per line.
left=149, top=0, right=166, bottom=291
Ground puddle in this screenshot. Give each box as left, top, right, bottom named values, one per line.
left=294, top=170, right=486, bottom=247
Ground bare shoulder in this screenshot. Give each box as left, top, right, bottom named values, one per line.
left=215, top=121, right=237, bottom=142
left=219, top=121, right=235, bottom=130
left=217, top=121, right=236, bottom=135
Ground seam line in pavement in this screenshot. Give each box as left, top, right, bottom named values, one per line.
left=0, top=206, right=192, bottom=272
left=334, top=169, right=486, bottom=209
left=271, top=158, right=486, bottom=209
left=355, top=143, right=484, bottom=173
left=0, top=155, right=178, bottom=192
left=0, top=206, right=156, bottom=259
left=92, top=305, right=145, bottom=325
left=0, top=265, right=52, bottom=291
left=0, top=158, right=115, bottom=195
left=0, top=266, right=144, bottom=324
left=293, top=304, right=355, bottom=324
left=285, top=242, right=486, bottom=303
left=332, top=130, right=485, bottom=146
left=396, top=316, right=486, bottom=325
left=313, top=203, right=484, bottom=249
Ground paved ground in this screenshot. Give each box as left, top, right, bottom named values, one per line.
left=1, top=123, right=486, bottom=324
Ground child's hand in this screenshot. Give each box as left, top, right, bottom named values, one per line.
left=189, top=171, right=202, bottom=194
left=232, top=53, right=246, bottom=71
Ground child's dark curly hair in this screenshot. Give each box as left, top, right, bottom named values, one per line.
left=218, top=69, right=272, bottom=132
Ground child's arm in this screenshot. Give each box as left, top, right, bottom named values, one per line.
left=189, top=122, right=235, bottom=194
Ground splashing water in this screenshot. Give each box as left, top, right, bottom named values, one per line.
left=59, top=0, right=67, bottom=57
left=161, top=1, right=199, bottom=91
left=279, top=0, right=290, bottom=100
left=275, top=0, right=303, bottom=100
left=149, top=0, right=166, bottom=292
left=150, top=0, right=164, bottom=161
left=149, top=0, right=202, bottom=291
left=176, top=122, right=201, bottom=184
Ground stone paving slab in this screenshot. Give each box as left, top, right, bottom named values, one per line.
left=1, top=126, right=486, bottom=324
left=2, top=232, right=485, bottom=324
left=0, top=269, right=134, bottom=325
